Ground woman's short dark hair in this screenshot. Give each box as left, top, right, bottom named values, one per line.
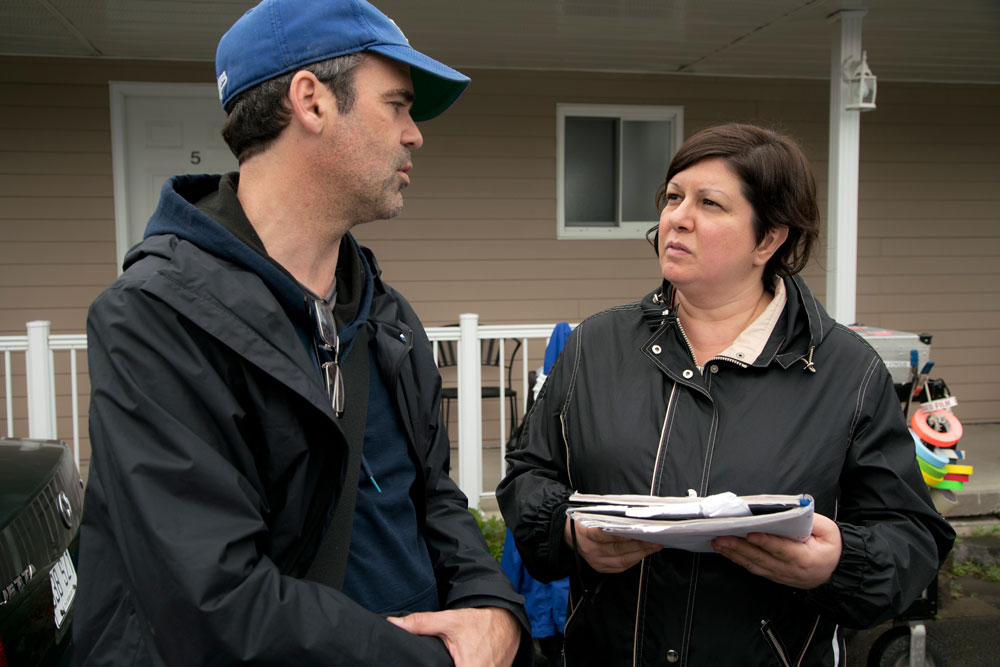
left=221, top=53, right=365, bottom=164
left=647, top=123, right=820, bottom=288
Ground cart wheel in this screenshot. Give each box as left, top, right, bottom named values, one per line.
left=867, top=626, right=947, bottom=667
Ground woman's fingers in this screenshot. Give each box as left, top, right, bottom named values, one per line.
left=565, top=519, right=662, bottom=573
left=712, top=515, right=843, bottom=589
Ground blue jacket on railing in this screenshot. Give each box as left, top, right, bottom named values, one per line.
left=501, top=323, right=572, bottom=639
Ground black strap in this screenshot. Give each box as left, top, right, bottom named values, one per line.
left=305, top=323, right=370, bottom=588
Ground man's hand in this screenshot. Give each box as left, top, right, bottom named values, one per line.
left=564, top=517, right=662, bottom=574
left=711, top=513, right=843, bottom=589
left=387, top=607, right=520, bottom=667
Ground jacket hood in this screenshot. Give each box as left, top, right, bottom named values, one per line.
left=131, top=173, right=374, bottom=357
left=642, top=274, right=834, bottom=371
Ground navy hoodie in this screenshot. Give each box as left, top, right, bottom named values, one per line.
left=144, top=172, right=439, bottom=614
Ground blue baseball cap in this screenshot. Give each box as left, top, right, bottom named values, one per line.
left=215, top=0, right=470, bottom=121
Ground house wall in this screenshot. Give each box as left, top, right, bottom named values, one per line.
left=356, top=69, right=1000, bottom=424
left=1, top=57, right=997, bottom=467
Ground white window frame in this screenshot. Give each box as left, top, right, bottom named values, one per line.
left=556, top=104, right=684, bottom=240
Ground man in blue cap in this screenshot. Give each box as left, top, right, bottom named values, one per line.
left=74, top=1, right=529, bottom=664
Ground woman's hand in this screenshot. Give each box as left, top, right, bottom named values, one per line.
left=564, top=517, right=662, bottom=574
left=711, top=513, right=843, bottom=589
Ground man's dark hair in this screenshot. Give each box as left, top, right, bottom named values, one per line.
left=647, top=123, right=820, bottom=289
left=222, top=53, right=365, bottom=164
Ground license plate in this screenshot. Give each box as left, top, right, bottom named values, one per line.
left=49, top=549, right=77, bottom=629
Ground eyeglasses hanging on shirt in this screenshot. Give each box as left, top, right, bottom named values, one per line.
left=307, top=294, right=382, bottom=493
left=310, top=296, right=345, bottom=418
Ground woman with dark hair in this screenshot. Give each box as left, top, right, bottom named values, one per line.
left=497, top=123, right=953, bottom=666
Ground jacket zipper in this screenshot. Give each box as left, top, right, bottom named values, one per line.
left=675, top=317, right=697, bottom=365
left=761, top=620, right=792, bottom=667
left=712, top=354, right=749, bottom=369
left=676, top=318, right=751, bottom=370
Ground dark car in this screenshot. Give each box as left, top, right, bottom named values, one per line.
left=0, top=438, right=83, bottom=666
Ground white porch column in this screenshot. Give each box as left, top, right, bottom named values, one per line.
left=456, top=313, right=483, bottom=509
left=26, top=320, right=57, bottom=440
left=826, top=9, right=867, bottom=325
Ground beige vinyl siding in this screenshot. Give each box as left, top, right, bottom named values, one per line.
left=355, top=70, right=999, bottom=424
left=852, top=82, right=1000, bottom=424
left=1, top=58, right=997, bottom=468
left=357, top=70, right=831, bottom=329
left=0, top=57, right=216, bottom=461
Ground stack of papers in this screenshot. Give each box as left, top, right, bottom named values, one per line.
left=566, top=491, right=814, bottom=553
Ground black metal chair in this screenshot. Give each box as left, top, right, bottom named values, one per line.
left=438, top=328, right=521, bottom=433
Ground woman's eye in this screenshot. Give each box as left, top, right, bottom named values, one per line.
left=665, top=193, right=681, bottom=203
left=703, top=198, right=721, bottom=208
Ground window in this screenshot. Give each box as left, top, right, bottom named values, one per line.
left=557, top=104, right=683, bottom=239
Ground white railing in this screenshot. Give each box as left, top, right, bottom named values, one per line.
left=2, top=316, right=569, bottom=508
left=1, top=321, right=88, bottom=470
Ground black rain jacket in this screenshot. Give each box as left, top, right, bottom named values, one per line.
left=75, top=175, right=527, bottom=665
left=497, top=275, right=954, bottom=667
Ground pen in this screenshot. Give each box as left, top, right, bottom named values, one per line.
left=361, top=456, right=382, bottom=493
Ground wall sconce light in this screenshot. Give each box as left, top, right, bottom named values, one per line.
left=845, top=50, right=877, bottom=111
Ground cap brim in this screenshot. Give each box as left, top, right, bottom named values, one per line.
left=369, top=44, right=470, bottom=122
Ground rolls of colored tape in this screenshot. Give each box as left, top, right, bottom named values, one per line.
left=935, top=480, right=964, bottom=490
left=946, top=463, right=974, bottom=476
left=929, top=488, right=958, bottom=516
left=917, top=456, right=947, bottom=478
left=922, top=470, right=944, bottom=486
left=911, top=408, right=963, bottom=448
left=911, top=429, right=950, bottom=467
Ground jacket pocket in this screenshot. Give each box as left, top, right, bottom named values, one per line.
left=563, top=578, right=624, bottom=666
left=760, top=619, right=792, bottom=667
left=563, top=577, right=599, bottom=637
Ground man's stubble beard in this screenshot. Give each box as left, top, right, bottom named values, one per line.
left=346, top=147, right=411, bottom=226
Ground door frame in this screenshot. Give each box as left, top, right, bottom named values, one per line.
left=108, top=81, right=220, bottom=272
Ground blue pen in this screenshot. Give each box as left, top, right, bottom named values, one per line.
left=361, top=456, right=382, bottom=493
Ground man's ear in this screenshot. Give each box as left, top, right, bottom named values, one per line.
left=287, top=70, right=330, bottom=134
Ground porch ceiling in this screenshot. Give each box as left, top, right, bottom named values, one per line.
left=2, top=0, right=998, bottom=84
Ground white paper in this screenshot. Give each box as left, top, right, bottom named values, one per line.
left=566, top=492, right=814, bottom=553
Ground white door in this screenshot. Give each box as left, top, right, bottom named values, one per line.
left=110, top=82, right=238, bottom=271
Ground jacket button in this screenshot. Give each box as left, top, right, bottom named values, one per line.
left=709, top=364, right=719, bottom=373
left=682, top=369, right=694, bottom=379
left=652, top=345, right=662, bottom=354
left=666, top=649, right=680, bottom=663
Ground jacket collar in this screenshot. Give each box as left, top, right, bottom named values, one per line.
left=643, top=273, right=833, bottom=372
left=135, top=234, right=334, bottom=418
